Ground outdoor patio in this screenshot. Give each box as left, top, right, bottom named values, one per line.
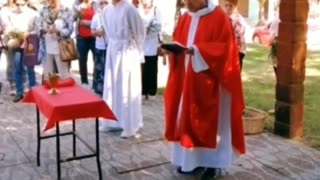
left=1, top=65, right=320, bottom=180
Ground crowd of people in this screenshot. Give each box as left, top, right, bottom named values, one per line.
left=0, top=0, right=248, bottom=178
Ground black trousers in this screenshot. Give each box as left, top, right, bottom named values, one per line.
left=141, top=56, right=158, bottom=96
left=76, top=36, right=95, bottom=84
left=239, top=52, right=245, bottom=71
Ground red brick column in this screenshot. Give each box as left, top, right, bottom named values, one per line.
left=274, top=0, right=309, bottom=138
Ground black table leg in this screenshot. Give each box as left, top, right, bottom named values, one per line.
left=36, top=107, right=41, bottom=166
left=72, top=119, right=76, bottom=157
left=56, top=123, right=61, bottom=180
left=96, top=118, right=102, bottom=180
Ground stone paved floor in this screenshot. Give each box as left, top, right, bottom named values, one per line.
left=1, top=63, right=320, bottom=180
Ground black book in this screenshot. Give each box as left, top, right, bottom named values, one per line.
left=161, top=42, right=187, bottom=54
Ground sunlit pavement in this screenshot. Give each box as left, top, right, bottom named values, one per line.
left=1, top=49, right=320, bottom=180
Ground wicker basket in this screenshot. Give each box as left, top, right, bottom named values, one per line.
left=243, top=107, right=268, bottom=135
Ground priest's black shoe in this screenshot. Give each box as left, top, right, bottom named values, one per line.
left=201, top=168, right=216, bottom=180
left=176, top=167, right=204, bottom=175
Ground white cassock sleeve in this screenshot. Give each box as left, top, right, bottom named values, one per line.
left=101, top=5, right=112, bottom=35
left=127, top=6, right=146, bottom=58
left=191, top=45, right=209, bottom=73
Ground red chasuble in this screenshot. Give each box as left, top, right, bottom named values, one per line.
left=164, top=7, right=246, bottom=154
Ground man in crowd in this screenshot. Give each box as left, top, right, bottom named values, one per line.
left=224, top=0, right=246, bottom=71
left=132, top=0, right=140, bottom=8
left=163, top=0, right=245, bottom=179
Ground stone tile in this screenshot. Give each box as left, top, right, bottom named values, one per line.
left=0, top=164, right=39, bottom=180
left=251, top=150, right=320, bottom=180
left=7, top=126, right=83, bottom=179
left=72, top=162, right=199, bottom=180
left=103, top=140, right=170, bottom=173
left=75, top=104, right=166, bottom=144
left=8, top=125, right=85, bottom=161
left=35, top=158, right=79, bottom=180
left=0, top=128, right=30, bottom=168
left=2, top=66, right=320, bottom=180
left=245, top=134, right=294, bottom=157
left=68, top=158, right=118, bottom=180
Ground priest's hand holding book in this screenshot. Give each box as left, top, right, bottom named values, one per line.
left=160, top=41, right=194, bottom=55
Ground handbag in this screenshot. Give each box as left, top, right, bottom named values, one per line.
left=23, top=34, right=41, bottom=67
left=59, top=38, right=79, bottom=62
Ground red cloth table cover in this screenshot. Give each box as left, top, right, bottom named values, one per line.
left=23, top=84, right=116, bottom=131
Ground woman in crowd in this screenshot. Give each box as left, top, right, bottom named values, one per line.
left=0, top=1, right=6, bottom=97
left=38, top=0, right=74, bottom=80
left=73, top=0, right=95, bottom=88
left=5, top=0, right=39, bottom=102
left=0, top=0, right=16, bottom=95
left=140, top=0, right=162, bottom=100
left=90, top=0, right=108, bottom=96
left=224, top=0, right=246, bottom=71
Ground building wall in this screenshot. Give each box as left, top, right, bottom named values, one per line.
left=154, top=0, right=177, bottom=35
left=218, top=0, right=249, bottom=17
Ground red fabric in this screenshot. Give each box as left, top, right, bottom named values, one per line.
left=23, top=84, right=117, bottom=131
left=164, top=7, right=245, bottom=154
left=78, top=7, right=94, bottom=37
left=43, top=77, right=76, bottom=89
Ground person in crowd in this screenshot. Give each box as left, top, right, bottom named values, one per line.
left=224, top=0, right=246, bottom=71
left=268, top=15, right=280, bottom=75
left=132, top=0, right=140, bottom=8
left=90, top=0, right=108, bottom=96
left=0, top=1, right=5, bottom=98
left=0, top=0, right=16, bottom=95
left=73, top=0, right=95, bottom=88
left=139, top=0, right=162, bottom=100
left=5, top=0, right=38, bottom=102
left=99, top=0, right=145, bottom=138
left=73, top=0, right=97, bottom=12
left=38, top=0, right=74, bottom=80
left=163, top=0, right=245, bottom=179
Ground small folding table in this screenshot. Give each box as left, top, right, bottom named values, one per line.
left=23, top=83, right=116, bottom=180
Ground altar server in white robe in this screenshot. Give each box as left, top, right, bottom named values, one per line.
left=99, top=0, right=146, bottom=138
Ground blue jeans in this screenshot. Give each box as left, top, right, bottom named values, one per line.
left=93, top=48, right=106, bottom=96
left=5, top=49, right=26, bottom=84
left=76, top=36, right=95, bottom=84
left=5, top=49, right=15, bottom=83
left=13, top=49, right=36, bottom=96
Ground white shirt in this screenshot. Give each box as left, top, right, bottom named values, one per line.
left=139, top=6, right=162, bottom=56
left=6, top=8, right=37, bottom=33
left=45, top=33, right=60, bottom=55
left=6, top=7, right=39, bottom=48
left=270, top=17, right=280, bottom=38
left=91, top=13, right=108, bottom=50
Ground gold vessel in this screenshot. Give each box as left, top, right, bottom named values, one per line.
left=48, top=73, right=60, bottom=95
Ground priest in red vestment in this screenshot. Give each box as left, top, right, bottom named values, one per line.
left=163, top=0, right=246, bottom=178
